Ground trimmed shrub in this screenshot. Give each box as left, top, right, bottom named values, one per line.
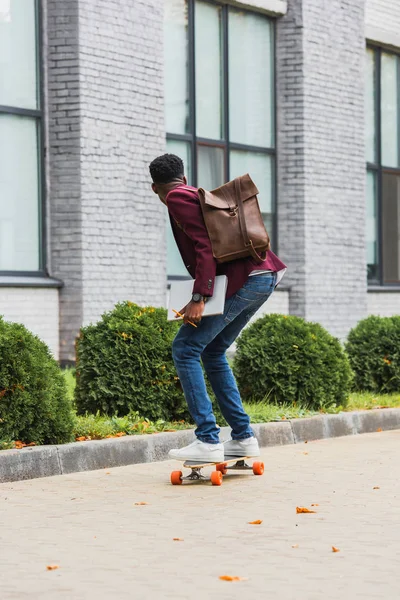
left=0, top=316, right=74, bottom=444
left=233, top=314, right=352, bottom=410
left=75, top=302, right=191, bottom=421
left=346, top=315, right=400, bottom=393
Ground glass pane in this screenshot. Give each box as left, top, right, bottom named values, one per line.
left=365, top=49, right=377, bottom=163
left=381, top=53, right=399, bottom=168
left=195, top=1, right=223, bottom=140
left=166, top=140, right=192, bottom=276
left=230, top=150, right=274, bottom=245
left=164, top=0, right=190, bottom=134
left=0, top=115, right=40, bottom=270
left=0, top=0, right=38, bottom=109
left=229, top=10, right=274, bottom=147
left=197, top=145, right=224, bottom=190
left=366, top=171, right=379, bottom=281
left=382, top=172, right=400, bottom=284
left=166, top=138, right=192, bottom=183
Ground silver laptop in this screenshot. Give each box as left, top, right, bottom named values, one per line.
left=167, top=275, right=228, bottom=321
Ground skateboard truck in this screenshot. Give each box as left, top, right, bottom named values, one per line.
left=225, top=459, right=252, bottom=471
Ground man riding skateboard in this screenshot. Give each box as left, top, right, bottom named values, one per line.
left=149, top=153, right=286, bottom=463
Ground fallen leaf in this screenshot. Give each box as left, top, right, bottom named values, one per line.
left=296, top=507, right=316, bottom=514
left=248, top=520, right=263, bottom=525
left=134, top=502, right=149, bottom=506
left=377, top=428, right=382, bottom=432
left=173, top=538, right=184, bottom=541
left=46, top=565, right=59, bottom=571
left=105, top=472, right=111, bottom=475
left=311, top=503, right=319, bottom=506
left=219, top=575, right=248, bottom=582
left=373, top=486, right=380, bottom=490
left=303, top=452, right=309, bottom=455
left=76, top=436, right=87, bottom=442
left=332, top=546, right=340, bottom=553
left=304, top=440, right=308, bottom=444
left=115, top=432, right=126, bottom=437
left=291, top=544, right=299, bottom=548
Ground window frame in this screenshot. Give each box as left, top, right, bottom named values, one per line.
left=166, top=0, right=277, bottom=278
left=367, top=44, right=400, bottom=288
left=0, top=0, right=46, bottom=277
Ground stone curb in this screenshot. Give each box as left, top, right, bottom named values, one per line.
left=1, top=408, right=400, bottom=484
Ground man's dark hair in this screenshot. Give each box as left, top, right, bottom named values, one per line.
left=149, top=153, right=184, bottom=185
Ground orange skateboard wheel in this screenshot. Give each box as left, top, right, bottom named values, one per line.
left=216, top=463, right=228, bottom=475
left=171, top=470, right=183, bottom=485
left=211, top=470, right=223, bottom=486
left=252, top=461, right=264, bottom=476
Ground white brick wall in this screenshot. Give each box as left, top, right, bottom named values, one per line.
left=367, top=292, right=400, bottom=317
left=0, top=289, right=59, bottom=359
left=46, top=0, right=167, bottom=358
left=79, top=0, right=167, bottom=327
left=366, top=0, right=400, bottom=49
left=277, top=0, right=368, bottom=341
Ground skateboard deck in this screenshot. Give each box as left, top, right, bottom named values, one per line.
left=170, top=456, right=264, bottom=486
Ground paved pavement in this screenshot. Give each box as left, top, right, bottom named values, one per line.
left=1, top=430, right=399, bottom=600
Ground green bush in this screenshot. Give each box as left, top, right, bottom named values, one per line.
left=75, top=302, right=191, bottom=421
left=346, top=315, right=400, bottom=393
left=233, top=314, right=352, bottom=410
left=0, top=316, right=74, bottom=444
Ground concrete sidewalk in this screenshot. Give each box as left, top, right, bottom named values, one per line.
left=1, top=430, right=399, bottom=599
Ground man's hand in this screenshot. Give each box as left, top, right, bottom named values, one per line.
left=177, top=300, right=205, bottom=325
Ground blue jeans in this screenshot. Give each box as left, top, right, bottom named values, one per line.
left=172, top=273, right=277, bottom=444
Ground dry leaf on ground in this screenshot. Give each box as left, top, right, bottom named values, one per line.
left=15, top=441, right=35, bottom=449
left=173, top=538, right=184, bottom=541
left=291, top=544, right=299, bottom=548
left=332, top=546, right=340, bottom=553
left=376, top=428, right=383, bottom=432
left=296, top=507, right=316, bottom=514
left=219, top=575, right=248, bottom=582
left=303, top=452, right=309, bottom=455
left=373, top=486, right=380, bottom=490
left=134, top=502, right=149, bottom=506
left=46, top=565, right=59, bottom=571
left=311, top=503, right=319, bottom=506
left=248, top=520, right=263, bottom=525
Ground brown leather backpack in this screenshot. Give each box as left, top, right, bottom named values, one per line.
left=198, top=174, right=270, bottom=264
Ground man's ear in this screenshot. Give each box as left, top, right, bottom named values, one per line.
left=151, top=183, right=157, bottom=194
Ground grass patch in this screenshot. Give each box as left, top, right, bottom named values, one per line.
left=63, top=367, right=76, bottom=402
left=346, top=392, right=400, bottom=411
left=74, top=411, right=191, bottom=440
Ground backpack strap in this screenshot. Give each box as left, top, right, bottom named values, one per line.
left=234, top=177, right=265, bottom=264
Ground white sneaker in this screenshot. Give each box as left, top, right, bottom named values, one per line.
left=223, top=436, right=260, bottom=458
left=168, top=439, right=224, bottom=462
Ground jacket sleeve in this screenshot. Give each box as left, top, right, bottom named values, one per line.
left=167, top=188, right=216, bottom=297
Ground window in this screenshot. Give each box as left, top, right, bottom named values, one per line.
left=0, top=0, right=44, bottom=273
left=164, top=0, right=275, bottom=276
left=366, top=47, right=400, bottom=285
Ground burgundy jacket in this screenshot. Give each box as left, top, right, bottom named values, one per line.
left=166, top=184, right=287, bottom=299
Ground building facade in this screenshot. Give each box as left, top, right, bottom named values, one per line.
left=0, top=0, right=399, bottom=362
